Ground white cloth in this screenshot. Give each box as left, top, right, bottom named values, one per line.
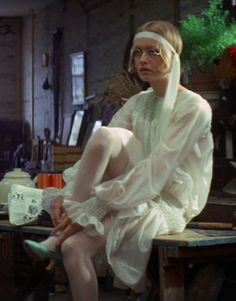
left=133, top=32, right=181, bottom=143
left=42, top=88, right=213, bottom=292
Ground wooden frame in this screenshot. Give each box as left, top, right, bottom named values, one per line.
left=61, top=113, right=73, bottom=145
left=68, top=110, right=85, bottom=146
left=81, top=119, right=102, bottom=151
left=91, top=120, right=102, bottom=136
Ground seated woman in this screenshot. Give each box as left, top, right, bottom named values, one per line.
left=24, top=20, right=213, bottom=301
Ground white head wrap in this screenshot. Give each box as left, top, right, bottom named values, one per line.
left=133, top=31, right=180, bottom=143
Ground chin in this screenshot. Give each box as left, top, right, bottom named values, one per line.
left=138, top=74, right=152, bottom=82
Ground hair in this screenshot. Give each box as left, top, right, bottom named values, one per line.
left=129, top=20, right=183, bottom=74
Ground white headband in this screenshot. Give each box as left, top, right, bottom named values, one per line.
left=134, top=31, right=176, bottom=54
left=134, top=31, right=180, bottom=142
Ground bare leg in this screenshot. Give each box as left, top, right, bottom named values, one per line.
left=32, top=127, right=131, bottom=253
left=71, top=126, right=130, bottom=202
left=61, top=215, right=111, bottom=301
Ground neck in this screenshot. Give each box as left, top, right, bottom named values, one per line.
left=151, top=79, right=186, bottom=98
left=150, top=77, right=168, bottom=97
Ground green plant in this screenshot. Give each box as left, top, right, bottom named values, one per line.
left=179, top=0, right=236, bottom=72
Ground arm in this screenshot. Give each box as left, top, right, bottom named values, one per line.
left=63, top=97, right=212, bottom=235
left=92, top=99, right=212, bottom=210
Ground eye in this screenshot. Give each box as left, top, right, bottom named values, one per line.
left=133, top=48, right=142, bottom=58
left=147, top=49, right=160, bottom=58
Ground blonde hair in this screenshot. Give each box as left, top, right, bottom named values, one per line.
left=129, top=20, right=183, bottom=74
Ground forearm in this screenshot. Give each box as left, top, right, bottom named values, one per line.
left=63, top=196, right=109, bottom=235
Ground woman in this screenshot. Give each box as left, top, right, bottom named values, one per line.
left=24, top=20, right=213, bottom=301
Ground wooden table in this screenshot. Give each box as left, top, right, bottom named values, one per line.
left=152, top=228, right=236, bottom=301
left=0, top=219, right=52, bottom=236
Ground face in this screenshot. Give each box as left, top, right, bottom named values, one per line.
left=132, top=38, right=167, bottom=83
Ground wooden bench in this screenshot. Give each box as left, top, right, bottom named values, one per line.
left=1, top=220, right=236, bottom=301
left=149, top=228, right=236, bottom=301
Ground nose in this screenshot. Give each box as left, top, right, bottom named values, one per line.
left=139, top=51, right=149, bottom=62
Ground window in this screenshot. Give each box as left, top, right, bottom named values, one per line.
left=70, top=51, right=86, bottom=105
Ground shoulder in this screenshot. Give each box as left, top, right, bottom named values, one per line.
left=121, top=88, right=152, bottom=109
left=175, top=89, right=212, bottom=119
left=109, top=89, right=148, bottom=126
left=127, top=88, right=152, bottom=102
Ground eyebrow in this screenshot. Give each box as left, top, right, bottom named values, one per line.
left=133, top=46, right=160, bottom=51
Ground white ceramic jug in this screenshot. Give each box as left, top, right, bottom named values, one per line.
left=0, top=168, right=35, bottom=203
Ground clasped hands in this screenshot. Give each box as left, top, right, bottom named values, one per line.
left=50, top=197, right=83, bottom=247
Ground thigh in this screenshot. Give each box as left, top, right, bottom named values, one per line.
left=61, top=215, right=111, bottom=258
left=105, top=127, right=140, bottom=178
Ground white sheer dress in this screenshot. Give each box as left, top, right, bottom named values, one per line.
left=42, top=88, right=213, bottom=292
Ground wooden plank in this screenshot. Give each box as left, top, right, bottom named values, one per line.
left=159, top=246, right=184, bottom=301
left=208, top=197, right=236, bottom=205
left=164, top=244, right=236, bottom=262
left=153, top=229, right=236, bottom=248
left=187, top=222, right=233, bottom=230
left=0, top=220, right=51, bottom=235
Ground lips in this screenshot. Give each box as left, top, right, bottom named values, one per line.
left=139, top=67, right=151, bottom=72
left=138, top=68, right=152, bottom=76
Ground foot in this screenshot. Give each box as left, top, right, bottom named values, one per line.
left=23, top=240, right=62, bottom=261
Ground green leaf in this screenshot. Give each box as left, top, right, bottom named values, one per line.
left=179, top=0, right=236, bottom=72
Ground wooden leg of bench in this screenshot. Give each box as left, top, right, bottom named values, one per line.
left=159, top=246, right=185, bottom=301
left=186, top=264, right=224, bottom=301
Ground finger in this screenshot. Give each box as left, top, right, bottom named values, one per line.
left=51, top=213, right=67, bottom=234
left=51, top=216, right=71, bottom=235
left=51, top=219, right=69, bottom=235
left=51, top=199, right=63, bottom=226
left=56, top=212, right=67, bottom=225
left=59, top=212, right=68, bottom=223
left=54, top=201, right=63, bottom=225
left=51, top=209, right=58, bottom=227
left=51, top=203, right=59, bottom=226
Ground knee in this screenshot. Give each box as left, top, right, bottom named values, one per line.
left=61, top=238, right=74, bottom=258
left=86, top=126, right=115, bottom=154
left=61, top=235, right=91, bottom=258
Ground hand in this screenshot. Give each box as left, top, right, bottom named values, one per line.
left=50, top=196, right=64, bottom=227
left=52, top=214, right=83, bottom=246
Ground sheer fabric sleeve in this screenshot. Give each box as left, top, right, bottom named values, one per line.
left=65, top=97, right=212, bottom=235
left=42, top=95, right=137, bottom=216
left=92, top=98, right=212, bottom=210
left=41, top=160, right=81, bottom=213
